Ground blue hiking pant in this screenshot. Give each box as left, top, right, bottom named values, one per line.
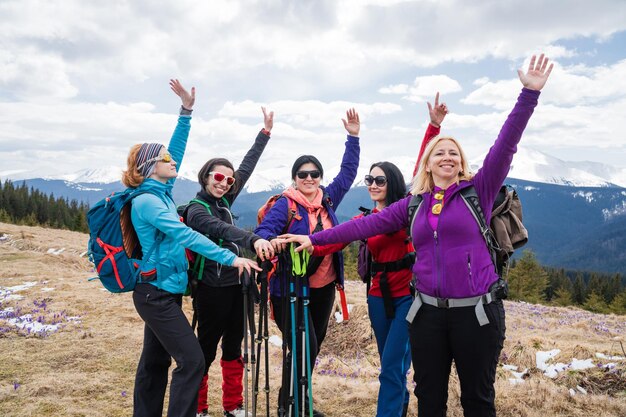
left=368, top=294, right=412, bottom=417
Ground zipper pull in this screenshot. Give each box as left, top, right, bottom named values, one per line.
left=433, top=230, right=438, bottom=242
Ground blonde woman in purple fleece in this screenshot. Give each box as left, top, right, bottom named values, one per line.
left=279, top=54, right=553, bottom=417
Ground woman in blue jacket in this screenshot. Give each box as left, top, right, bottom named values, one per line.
left=254, top=109, right=361, bottom=417
left=280, top=55, right=553, bottom=417
left=122, top=79, right=261, bottom=417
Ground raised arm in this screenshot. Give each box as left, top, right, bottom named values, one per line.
left=229, top=106, right=275, bottom=201
left=474, top=53, right=553, bottom=218
left=166, top=79, right=196, bottom=183
left=413, top=92, right=448, bottom=177
left=325, top=108, right=361, bottom=206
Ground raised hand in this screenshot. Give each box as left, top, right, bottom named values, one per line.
left=277, top=234, right=313, bottom=253
left=170, top=79, right=196, bottom=110
left=253, top=238, right=275, bottom=261
left=427, top=92, right=448, bottom=128
left=342, top=108, right=360, bottom=137
left=517, top=54, right=554, bottom=91
left=233, top=257, right=263, bottom=276
left=262, top=106, right=274, bottom=132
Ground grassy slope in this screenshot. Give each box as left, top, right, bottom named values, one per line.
left=0, top=222, right=624, bottom=417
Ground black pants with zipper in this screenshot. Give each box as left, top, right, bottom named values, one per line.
left=409, top=300, right=506, bottom=417
left=132, top=283, right=205, bottom=417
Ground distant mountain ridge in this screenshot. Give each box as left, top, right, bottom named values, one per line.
left=4, top=146, right=626, bottom=190
left=6, top=176, right=626, bottom=274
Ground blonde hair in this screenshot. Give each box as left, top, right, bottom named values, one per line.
left=121, top=144, right=145, bottom=188
left=410, top=135, right=474, bottom=195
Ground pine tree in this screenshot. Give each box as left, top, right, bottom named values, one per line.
left=507, top=250, right=548, bottom=303
left=583, top=291, right=609, bottom=314
left=608, top=290, right=626, bottom=315
left=552, top=287, right=573, bottom=306
left=572, top=273, right=586, bottom=305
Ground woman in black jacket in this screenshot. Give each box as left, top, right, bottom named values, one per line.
left=184, top=107, right=275, bottom=417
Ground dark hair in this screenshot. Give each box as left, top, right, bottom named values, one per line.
left=291, top=155, right=324, bottom=180
left=197, top=157, right=237, bottom=193
left=369, top=161, right=406, bottom=207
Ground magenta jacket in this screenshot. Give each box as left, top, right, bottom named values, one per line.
left=310, top=88, right=540, bottom=299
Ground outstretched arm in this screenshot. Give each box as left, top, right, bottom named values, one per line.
left=413, top=92, right=448, bottom=177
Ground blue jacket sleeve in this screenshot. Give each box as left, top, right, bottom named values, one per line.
left=166, top=115, right=192, bottom=186
left=310, top=196, right=411, bottom=245
left=134, top=194, right=237, bottom=266
left=324, top=135, right=360, bottom=208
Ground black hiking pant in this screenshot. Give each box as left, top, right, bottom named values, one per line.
left=409, top=300, right=505, bottom=417
left=132, top=283, right=205, bottom=417
left=196, top=283, right=245, bottom=371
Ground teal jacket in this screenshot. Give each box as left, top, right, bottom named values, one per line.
left=131, top=115, right=237, bottom=294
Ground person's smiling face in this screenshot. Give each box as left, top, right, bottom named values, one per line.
left=294, top=162, right=322, bottom=199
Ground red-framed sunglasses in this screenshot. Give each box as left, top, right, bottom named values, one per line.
left=209, top=171, right=236, bottom=186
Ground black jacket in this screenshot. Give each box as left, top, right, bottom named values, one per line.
left=185, top=130, right=269, bottom=287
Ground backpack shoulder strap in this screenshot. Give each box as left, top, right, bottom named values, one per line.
left=189, top=198, right=213, bottom=216
left=282, top=195, right=301, bottom=234
left=406, top=193, right=423, bottom=238
left=459, top=186, right=499, bottom=268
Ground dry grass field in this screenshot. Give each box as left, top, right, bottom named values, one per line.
left=1, top=222, right=625, bottom=417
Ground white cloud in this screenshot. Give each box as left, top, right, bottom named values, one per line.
left=391, top=75, right=463, bottom=103
left=0, top=0, right=626, bottom=177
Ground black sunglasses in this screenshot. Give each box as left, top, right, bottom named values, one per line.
left=364, top=175, right=387, bottom=187
left=296, top=170, right=321, bottom=179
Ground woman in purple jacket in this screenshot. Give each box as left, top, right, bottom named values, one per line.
left=280, top=54, right=553, bottom=417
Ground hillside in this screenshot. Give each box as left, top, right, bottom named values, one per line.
left=0, top=223, right=625, bottom=416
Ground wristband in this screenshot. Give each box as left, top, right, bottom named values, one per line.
left=261, top=128, right=271, bottom=136
left=180, top=106, right=193, bottom=115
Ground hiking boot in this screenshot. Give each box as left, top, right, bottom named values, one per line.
left=197, top=411, right=211, bottom=417
left=223, top=407, right=251, bottom=417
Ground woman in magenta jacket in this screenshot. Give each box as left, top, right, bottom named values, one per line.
left=280, top=54, right=553, bottom=417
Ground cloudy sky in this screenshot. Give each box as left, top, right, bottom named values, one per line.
left=1, top=0, right=626, bottom=187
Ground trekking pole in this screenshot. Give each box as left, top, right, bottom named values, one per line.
left=288, top=251, right=300, bottom=416
left=253, top=272, right=263, bottom=417
left=277, top=254, right=291, bottom=417
left=242, top=269, right=258, bottom=417
left=248, top=270, right=259, bottom=417
left=302, top=271, right=314, bottom=417
left=290, top=245, right=314, bottom=417
left=254, top=260, right=272, bottom=417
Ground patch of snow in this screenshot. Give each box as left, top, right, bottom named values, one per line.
left=46, top=248, right=65, bottom=255
left=269, top=335, right=282, bottom=347
left=0, top=282, right=37, bottom=297
left=570, top=358, right=595, bottom=371
left=334, top=304, right=354, bottom=323
left=41, top=288, right=55, bottom=292
left=595, top=352, right=624, bottom=361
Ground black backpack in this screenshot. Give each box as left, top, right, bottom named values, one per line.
left=407, top=184, right=527, bottom=278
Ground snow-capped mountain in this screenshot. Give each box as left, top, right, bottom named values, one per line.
left=4, top=146, right=625, bottom=190
left=470, top=147, right=626, bottom=188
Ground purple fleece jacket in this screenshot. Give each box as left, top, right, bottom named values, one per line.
left=310, top=88, right=540, bottom=299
